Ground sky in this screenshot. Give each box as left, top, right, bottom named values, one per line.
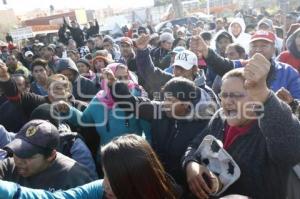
left=0, top=0, right=154, bottom=13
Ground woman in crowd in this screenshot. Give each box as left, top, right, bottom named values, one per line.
left=183, top=54, right=300, bottom=199
left=57, top=63, right=151, bottom=149
left=76, top=58, right=95, bottom=81
left=0, top=134, right=180, bottom=199
left=92, top=55, right=111, bottom=89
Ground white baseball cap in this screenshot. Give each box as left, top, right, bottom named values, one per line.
left=24, top=51, right=34, bottom=57
left=173, top=50, right=198, bottom=70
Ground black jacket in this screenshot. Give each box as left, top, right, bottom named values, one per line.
left=58, top=24, right=69, bottom=45
left=64, top=21, right=85, bottom=47
left=86, top=20, right=99, bottom=39
left=0, top=78, right=87, bottom=119
left=111, top=81, right=209, bottom=189
left=182, top=92, right=300, bottom=199
left=150, top=47, right=171, bottom=70
left=55, top=58, right=98, bottom=102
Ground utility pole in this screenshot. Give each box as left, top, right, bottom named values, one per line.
left=172, top=0, right=184, bottom=18
left=207, top=0, right=210, bottom=15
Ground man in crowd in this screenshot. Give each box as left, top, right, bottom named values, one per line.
left=0, top=120, right=93, bottom=191
left=196, top=30, right=300, bottom=99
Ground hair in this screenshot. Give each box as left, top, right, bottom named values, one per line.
left=172, top=38, right=186, bottom=48
left=87, top=39, right=95, bottom=45
left=46, top=74, right=72, bottom=93
left=274, top=26, right=284, bottom=39
left=201, top=31, right=212, bottom=41
left=216, top=32, right=233, bottom=43
left=226, top=43, right=246, bottom=57
left=31, top=58, right=48, bottom=71
left=93, top=50, right=109, bottom=58
left=41, top=148, right=55, bottom=158
left=40, top=46, right=55, bottom=53
left=67, top=50, right=79, bottom=55
left=11, top=74, right=30, bottom=88
left=162, top=77, right=197, bottom=102
left=222, top=68, right=245, bottom=82
left=103, top=38, right=113, bottom=44
left=102, top=134, right=177, bottom=199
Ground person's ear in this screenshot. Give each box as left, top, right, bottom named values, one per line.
left=192, top=65, right=198, bottom=74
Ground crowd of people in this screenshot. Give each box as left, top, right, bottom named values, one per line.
left=0, top=5, right=300, bottom=199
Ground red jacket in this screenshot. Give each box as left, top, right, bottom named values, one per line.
left=278, top=51, right=300, bottom=73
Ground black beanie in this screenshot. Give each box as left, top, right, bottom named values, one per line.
left=30, top=103, right=60, bottom=127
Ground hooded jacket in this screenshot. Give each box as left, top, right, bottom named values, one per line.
left=207, top=30, right=234, bottom=87
left=211, top=30, right=234, bottom=57
left=278, top=28, right=300, bottom=72
left=103, top=35, right=121, bottom=61
left=55, top=58, right=98, bottom=102
left=228, top=18, right=251, bottom=53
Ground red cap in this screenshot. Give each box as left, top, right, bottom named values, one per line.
left=250, top=30, right=276, bottom=43
left=120, top=37, right=133, bottom=46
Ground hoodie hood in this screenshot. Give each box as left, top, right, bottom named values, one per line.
left=228, top=18, right=251, bottom=53
left=55, top=58, right=79, bottom=76
left=103, top=35, right=115, bottom=44
left=213, top=30, right=233, bottom=55
left=286, top=28, right=300, bottom=58
left=228, top=18, right=246, bottom=38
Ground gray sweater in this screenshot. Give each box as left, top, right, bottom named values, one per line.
left=182, top=92, right=300, bottom=199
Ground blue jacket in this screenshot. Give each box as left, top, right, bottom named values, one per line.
left=0, top=125, right=15, bottom=148
left=0, top=179, right=103, bottom=199
left=67, top=96, right=151, bottom=146
left=205, top=48, right=300, bottom=99
left=30, top=82, right=48, bottom=96
left=233, top=59, right=300, bottom=98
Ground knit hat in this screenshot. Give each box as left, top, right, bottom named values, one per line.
left=258, top=18, right=273, bottom=29
left=30, top=103, right=60, bottom=127
left=77, top=58, right=91, bottom=68
left=120, top=37, right=133, bottom=46
left=160, top=32, right=175, bottom=43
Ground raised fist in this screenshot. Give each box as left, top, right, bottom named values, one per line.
left=135, top=34, right=151, bottom=50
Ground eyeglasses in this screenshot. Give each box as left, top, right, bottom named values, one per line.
left=115, top=75, right=128, bottom=81
left=218, top=92, right=247, bottom=101
left=249, top=44, right=272, bottom=51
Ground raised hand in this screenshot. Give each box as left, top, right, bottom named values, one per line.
left=135, top=34, right=151, bottom=50
left=0, top=60, right=9, bottom=81
left=190, top=35, right=209, bottom=58
left=244, top=53, right=271, bottom=102
left=53, top=100, right=70, bottom=114
left=102, top=68, right=117, bottom=87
